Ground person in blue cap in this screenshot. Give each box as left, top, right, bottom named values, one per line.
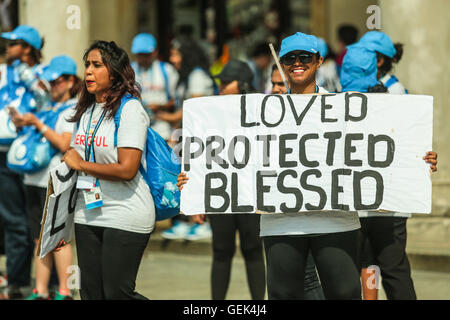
left=315, top=37, right=342, bottom=93
left=257, top=31, right=363, bottom=300
left=340, top=44, right=438, bottom=300
left=9, top=55, right=81, bottom=300
left=1, top=25, right=47, bottom=103
left=357, top=31, right=407, bottom=94
left=130, top=33, right=179, bottom=141
left=0, top=24, right=45, bottom=299
left=340, top=45, right=386, bottom=93
left=176, top=32, right=361, bottom=300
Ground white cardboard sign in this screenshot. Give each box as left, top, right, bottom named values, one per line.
left=180, top=93, right=433, bottom=215
left=38, top=163, right=78, bottom=259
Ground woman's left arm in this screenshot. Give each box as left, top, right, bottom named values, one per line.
left=62, top=147, right=142, bottom=181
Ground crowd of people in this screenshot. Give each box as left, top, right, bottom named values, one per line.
left=0, top=22, right=438, bottom=300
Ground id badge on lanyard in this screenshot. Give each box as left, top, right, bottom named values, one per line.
left=78, top=107, right=107, bottom=211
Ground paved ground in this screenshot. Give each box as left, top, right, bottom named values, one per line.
left=136, top=242, right=450, bottom=300
left=1, top=227, right=450, bottom=300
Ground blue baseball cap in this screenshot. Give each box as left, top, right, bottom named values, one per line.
left=340, top=45, right=379, bottom=92
left=40, top=55, right=77, bottom=82
left=279, top=32, right=319, bottom=58
left=316, top=37, right=328, bottom=59
left=358, top=31, right=396, bottom=58
left=131, top=33, right=157, bottom=54
left=1, top=25, right=42, bottom=50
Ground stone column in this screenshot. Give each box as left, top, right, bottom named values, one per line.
left=19, top=0, right=138, bottom=71
left=88, top=0, right=138, bottom=56
left=380, top=0, right=450, bottom=255
left=19, top=0, right=91, bottom=77
left=325, top=0, right=374, bottom=52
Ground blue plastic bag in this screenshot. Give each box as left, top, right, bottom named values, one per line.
left=114, top=94, right=181, bottom=221
left=0, top=64, right=39, bottom=145
left=7, top=102, right=75, bottom=173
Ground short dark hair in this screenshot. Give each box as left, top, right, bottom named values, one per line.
left=368, top=82, right=388, bottom=93
left=250, top=42, right=271, bottom=58
left=237, top=81, right=257, bottom=94
left=171, top=38, right=211, bottom=85
left=376, top=43, right=404, bottom=76
left=338, top=24, right=358, bottom=45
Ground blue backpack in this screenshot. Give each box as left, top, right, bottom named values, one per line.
left=0, top=64, right=39, bottom=145
left=114, top=94, right=181, bottom=221
left=7, top=101, right=75, bottom=174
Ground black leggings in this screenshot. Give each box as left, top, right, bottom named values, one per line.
left=208, top=214, right=266, bottom=300
left=359, top=217, right=416, bottom=300
left=74, top=224, right=150, bottom=300
left=263, top=230, right=361, bottom=300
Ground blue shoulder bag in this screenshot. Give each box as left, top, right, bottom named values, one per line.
left=114, top=94, right=181, bottom=221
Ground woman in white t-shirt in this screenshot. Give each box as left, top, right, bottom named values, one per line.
left=62, top=41, right=154, bottom=300
left=259, top=33, right=364, bottom=300
left=177, top=34, right=362, bottom=300
left=11, top=55, right=81, bottom=300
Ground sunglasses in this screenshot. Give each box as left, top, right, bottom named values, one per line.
left=6, top=40, right=22, bottom=47
left=280, top=52, right=315, bottom=66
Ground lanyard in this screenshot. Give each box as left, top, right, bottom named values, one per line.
left=85, top=107, right=107, bottom=163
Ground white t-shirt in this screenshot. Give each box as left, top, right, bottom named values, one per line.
left=380, top=74, right=408, bottom=94
left=175, top=68, right=215, bottom=110
left=132, top=60, right=179, bottom=141
left=132, top=60, right=179, bottom=106
left=70, top=99, right=155, bottom=234
left=24, top=99, right=77, bottom=188
left=185, top=68, right=215, bottom=98
left=0, top=63, right=8, bottom=89
left=358, top=211, right=411, bottom=218
left=260, top=86, right=361, bottom=236
left=316, top=60, right=342, bottom=93
left=0, top=64, right=9, bottom=153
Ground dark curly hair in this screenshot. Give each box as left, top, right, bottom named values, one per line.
left=376, top=43, right=403, bottom=77
left=69, top=40, right=141, bottom=122
left=171, top=38, right=211, bottom=85
left=368, top=82, right=388, bottom=93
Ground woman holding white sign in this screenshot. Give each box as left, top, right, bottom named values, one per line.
left=62, top=41, right=154, bottom=300
left=177, top=35, right=362, bottom=300
left=10, top=55, right=81, bottom=300
left=256, top=32, right=365, bottom=300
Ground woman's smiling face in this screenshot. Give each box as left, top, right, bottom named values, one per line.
left=281, top=50, right=322, bottom=87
